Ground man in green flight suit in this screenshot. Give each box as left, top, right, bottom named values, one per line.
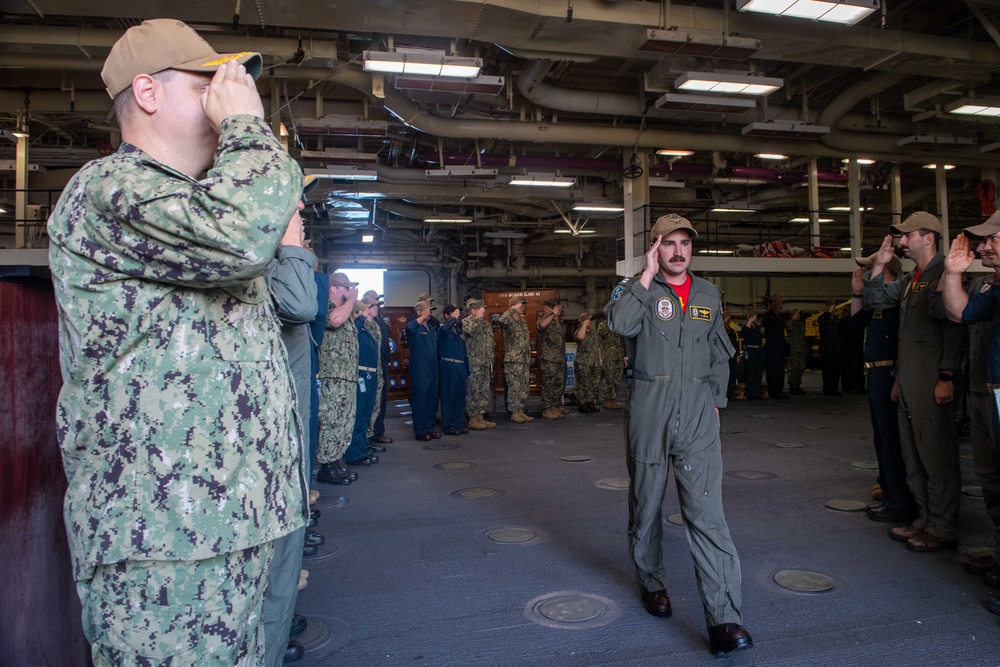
left=605, top=213, right=752, bottom=657
left=48, top=19, right=306, bottom=664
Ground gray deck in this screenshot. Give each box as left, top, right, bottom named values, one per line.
left=295, top=372, right=999, bottom=666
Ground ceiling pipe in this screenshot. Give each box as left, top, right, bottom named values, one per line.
left=465, top=266, right=616, bottom=278
left=306, top=68, right=1000, bottom=167
left=517, top=59, right=648, bottom=117
left=816, top=71, right=909, bottom=153
left=421, top=150, right=621, bottom=170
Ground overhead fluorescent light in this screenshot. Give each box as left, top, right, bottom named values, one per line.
left=361, top=234, right=375, bottom=243
left=395, top=74, right=505, bottom=95
left=363, top=50, right=482, bottom=78
left=572, top=204, right=625, bottom=212
left=790, top=216, right=834, bottom=223
left=639, top=28, right=761, bottom=59
left=827, top=206, right=873, bottom=211
left=554, top=229, right=597, bottom=234
left=946, top=98, right=1000, bottom=118
left=698, top=249, right=735, bottom=254
left=897, top=135, right=976, bottom=147
left=841, top=157, right=876, bottom=165
left=648, top=177, right=686, bottom=188
left=425, top=166, right=498, bottom=179
left=922, top=163, right=956, bottom=170
left=675, top=71, right=782, bottom=96
left=11, top=130, right=28, bottom=139
left=301, top=148, right=380, bottom=164
left=507, top=174, right=575, bottom=187
left=304, top=167, right=378, bottom=181
left=737, top=0, right=880, bottom=25
left=655, top=149, right=696, bottom=156
left=755, top=153, right=788, bottom=160
left=654, top=92, right=756, bottom=114
left=742, top=121, right=830, bottom=138
left=712, top=206, right=761, bottom=213
left=295, top=117, right=388, bottom=136
left=424, top=216, right=473, bottom=223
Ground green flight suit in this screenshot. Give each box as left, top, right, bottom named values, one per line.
left=605, top=271, right=743, bottom=628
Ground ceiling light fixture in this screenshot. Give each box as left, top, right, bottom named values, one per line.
left=361, top=234, right=375, bottom=243
left=790, top=216, right=834, bottom=223
left=507, top=174, right=575, bottom=188
left=675, top=71, right=783, bottom=96
left=295, top=117, right=389, bottom=136
left=897, top=135, right=976, bottom=147
left=395, top=74, right=505, bottom=94
left=742, top=121, right=831, bottom=138
left=553, top=229, right=597, bottom=234
left=754, top=153, right=788, bottom=160
left=363, top=50, right=482, bottom=78
left=827, top=206, right=873, bottom=211
left=639, top=29, right=761, bottom=59
left=648, top=177, right=687, bottom=188
left=424, top=216, right=473, bottom=223
left=698, top=249, right=735, bottom=254
left=655, top=149, right=696, bottom=156
left=712, top=206, right=761, bottom=213
left=841, top=157, right=876, bottom=165
left=304, top=167, right=379, bottom=181
left=737, top=0, right=880, bottom=25
left=572, top=204, right=625, bottom=212
left=922, top=163, right=956, bottom=170
left=300, top=148, right=380, bottom=164
left=654, top=93, right=756, bottom=114
left=945, top=98, right=1000, bottom=117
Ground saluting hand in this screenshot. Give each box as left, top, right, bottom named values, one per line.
left=944, top=233, right=975, bottom=275
left=851, top=267, right=865, bottom=293
left=873, top=234, right=895, bottom=268
left=202, top=61, right=265, bottom=129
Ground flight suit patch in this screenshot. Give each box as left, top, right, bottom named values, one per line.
left=655, top=297, right=675, bottom=321
left=912, top=282, right=928, bottom=293
left=689, top=306, right=712, bottom=321
left=612, top=285, right=625, bottom=301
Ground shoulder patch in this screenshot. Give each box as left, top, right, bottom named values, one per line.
left=612, top=284, right=625, bottom=301
left=655, top=296, right=675, bottom=321
left=689, top=306, right=713, bottom=321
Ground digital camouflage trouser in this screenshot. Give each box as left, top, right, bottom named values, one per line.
left=317, top=377, right=356, bottom=464
left=600, top=360, right=624, bottom=401
left=466, top=363, right=491, bottom=417
left=77, top=543, right=274, bottom=666
left=504, top=360, right=529, bottom=412
left=540, top=358, right=567, bottom=409
left=576, top=362, right=600, bottom=404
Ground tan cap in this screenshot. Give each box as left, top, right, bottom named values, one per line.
left=352, top=300, right=369, bottom=315
left=964, top=211, right=1000, bottom=239
left=362, top=290, right=384, bottom=306
left=417, top=292, right=433, bottom=303
left=890, top=211, right=942, bottom=235
left=509, top=295, right=526, bottom=307
left=542, top=298, right=558, bottom=308
left=468, top=299, right=485, bottom=309
left=329, top=271, right=358, bottom=288
left=650, top=213, right=697, bottom=240
left=856, top=252, right=902, bottom=275
left=578, top=312, right=591, bottom=322
left=414, top=300, right=431, bottom=312
left=101, top=19, right=262, bottom=98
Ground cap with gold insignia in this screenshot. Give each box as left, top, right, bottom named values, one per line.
left=102, top=19, right=262, bottom=98
left=650, top=213, right=698, bottom=240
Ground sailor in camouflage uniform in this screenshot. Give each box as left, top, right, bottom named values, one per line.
left=316, top=272, right=361, bottom=485
left=48, top=20, right=305, bottom=664
left=499, top=296, right=534, bottom=423
left=463, top=299, right=497, bottom=430
left=361, top=291, right=386, bottom=451
left=363, top=290, right=393, bottom=447
left=537, top=299, right=568, bottom=419
left=785, top=309, right=807, bottom=395
left=598, top=318, right=626, bottom=409
left=574, top=313, right=601, bottom=413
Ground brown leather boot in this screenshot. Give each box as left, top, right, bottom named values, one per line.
left=468, top=415, right=487, bottom=430
left=482, top=415, right=497, bottom=428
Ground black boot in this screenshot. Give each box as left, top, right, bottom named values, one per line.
left=337, top=458, right=359, bottom=481
left=316, top=462, right=351, bottom=485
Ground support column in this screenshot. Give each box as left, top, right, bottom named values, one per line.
left=890, top=163, right=902, bottom=230
left=619, top=149, right=649, bottom=277
left=808, top=158, right=820, bottom=251
left=847, top=158, right=862, bottom=257
left=14, top=119, right=28, bottom=248
left=935, top=164, right=950, bottom=251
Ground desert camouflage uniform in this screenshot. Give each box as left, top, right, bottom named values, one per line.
left=598, top=320, right=626, bottom=401
left=48, top=115, right=304, bottom=662
left=786, top=317, right=806, bottom=391
left=576, top=323, right=601, bottom=404
left=499, top=307, right=531, bottom=412
left=317, top=309, right=359, bottom=464
left=464, top=315, right=496, bottom=417
left=537, top=312, right=567, bottom=409
left=365, top=317, right=384, bottom=439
